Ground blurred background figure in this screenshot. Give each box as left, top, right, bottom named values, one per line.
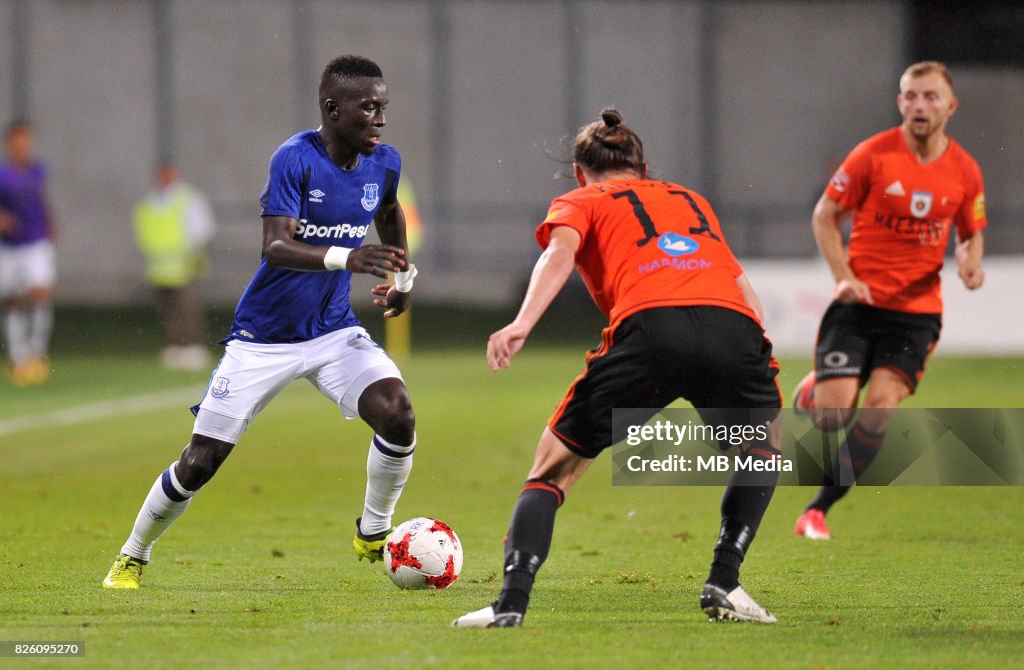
left=0, top=120, right=57, bottom=387
left=132, top=159, right=215, bottom=371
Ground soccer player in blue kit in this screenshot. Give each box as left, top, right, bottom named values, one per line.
left=103, top=55, right=418, bottom=588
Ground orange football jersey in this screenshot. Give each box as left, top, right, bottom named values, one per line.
left=826, top=127, right=986, bottom=314
left=536, top=179, right=759, bottom=329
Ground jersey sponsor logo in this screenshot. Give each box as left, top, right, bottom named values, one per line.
left=639, top=231, right=710, bottom=273
left=639, top=257, right=713, bottom=274
left=973, top=193, right=986, bottom=221
left=830, top=168, right=850, bottom=193
left=918, top=219, right=947, bottom=247
left=884, top=180, right=905, bottom=197
left=361, top=183, right=380, bottom=211
left=308, top=188, right=326, bottom=203
left=657, top=232, right=700, bottom=257
left=873, top=213, right=948, bottom=247
left=295, top=220, right=371, bottom=240
left=910, top=190, right=933, bottom=217
left=211, top=376, right=230, bottom=399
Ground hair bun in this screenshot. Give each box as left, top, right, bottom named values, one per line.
left=600, top=108, right=623, bottom=128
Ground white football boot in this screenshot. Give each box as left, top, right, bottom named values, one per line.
left=700, top=583, right=777, bottom=623
left=452, top=604, right=523, bottom=628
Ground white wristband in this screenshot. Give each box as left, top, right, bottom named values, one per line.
left=323, top=246, right=351, bottom=271
left=394, top=264, right=418, bottom=293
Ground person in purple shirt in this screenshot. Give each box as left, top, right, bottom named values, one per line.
left=0, top=120, right=57, bottom=386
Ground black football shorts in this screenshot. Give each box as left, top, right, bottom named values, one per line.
left=814, top=301, right=941, bottom=392
left=549, top=306, right=782, bottom=458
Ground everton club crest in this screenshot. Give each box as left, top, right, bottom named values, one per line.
left=361, top=183, right=380, bottom=211
left=210, top=376, right=230, bottom=399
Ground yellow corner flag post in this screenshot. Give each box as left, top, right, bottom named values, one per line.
left=386, top=181, right=423, bottom=362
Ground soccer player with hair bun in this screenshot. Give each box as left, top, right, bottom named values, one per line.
left=793, top=61, right=987, bottom=541
left=453, top=108, right=784, bottom=627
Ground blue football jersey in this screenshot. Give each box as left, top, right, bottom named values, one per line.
left=228, top=130, right=400, bottom=344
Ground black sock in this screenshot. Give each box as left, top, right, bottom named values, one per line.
left=708, top=443, right=781, bottom=591
left=807, top=422, right=885, bottom=514
left=708, top=523, right=747, bottom=591
left=495, top=480, right=564, bottom=615
left=807, top=483, right=851, bottom=514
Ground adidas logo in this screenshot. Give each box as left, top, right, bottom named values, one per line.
left=884, top=180, right=905, bottom=197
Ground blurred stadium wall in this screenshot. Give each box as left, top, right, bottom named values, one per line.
left=2, top=1, right=1021, bottom=352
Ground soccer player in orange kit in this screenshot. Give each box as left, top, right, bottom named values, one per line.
left=452, top=109, right=784, bottom=628
left=793, top=61, right=986, bottom=540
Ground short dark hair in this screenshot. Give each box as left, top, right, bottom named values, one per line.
left=573, top=108, right=644, bottom=176
left=5, top=118, right=31, bottom=138
left=320, top=55, right=383, bottom=94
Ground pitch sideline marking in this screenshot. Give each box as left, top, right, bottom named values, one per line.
left=0, top=385, right=204, bottom=439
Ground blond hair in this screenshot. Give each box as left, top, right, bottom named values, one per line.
left=902, top=61, right=954, bottom=92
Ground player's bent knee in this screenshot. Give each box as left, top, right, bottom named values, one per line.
left=856, top=405, right=897, bottom=433
left=376, top=404, right=416, bottom=446
left=359, top=380, right=416, bottom=446
left=863, top=389, right=908, bottom=410
left=175, top=435, right=235, bottom=491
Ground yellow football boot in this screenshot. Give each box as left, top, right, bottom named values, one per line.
left=102, top=554, right=145, bottom=589
left=353, top=518, right=393, bottom=563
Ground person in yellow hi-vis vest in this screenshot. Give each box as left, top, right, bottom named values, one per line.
left=133, top=160, right=215, bottom=370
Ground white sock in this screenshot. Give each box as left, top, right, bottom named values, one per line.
left=28, top=303, right=53, bottom=359
left=360, top=434, right=415, bottom=536
left=120, top=461, right=196, bottom=562
left=4, top=308, right=31, bottom=365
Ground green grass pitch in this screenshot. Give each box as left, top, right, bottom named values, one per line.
left=2, top=348, right=1023, bottom=668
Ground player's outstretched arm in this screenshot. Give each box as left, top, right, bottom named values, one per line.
left=487, top=225, right=581, bottom=372
left=956, top=229, right=985, bottom=290
left=261, top=215, right=406, bottom=277
left=811, top=194, right=873, bottom=305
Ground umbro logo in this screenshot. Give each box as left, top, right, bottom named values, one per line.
left=884, top=180, right=905, bottom=197
left=309, top=189, right=325, bottom=203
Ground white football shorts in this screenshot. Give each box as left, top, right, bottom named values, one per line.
left=0, top=239, right=56, bottom=297
left=192, top=325, right=403, bottom=443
